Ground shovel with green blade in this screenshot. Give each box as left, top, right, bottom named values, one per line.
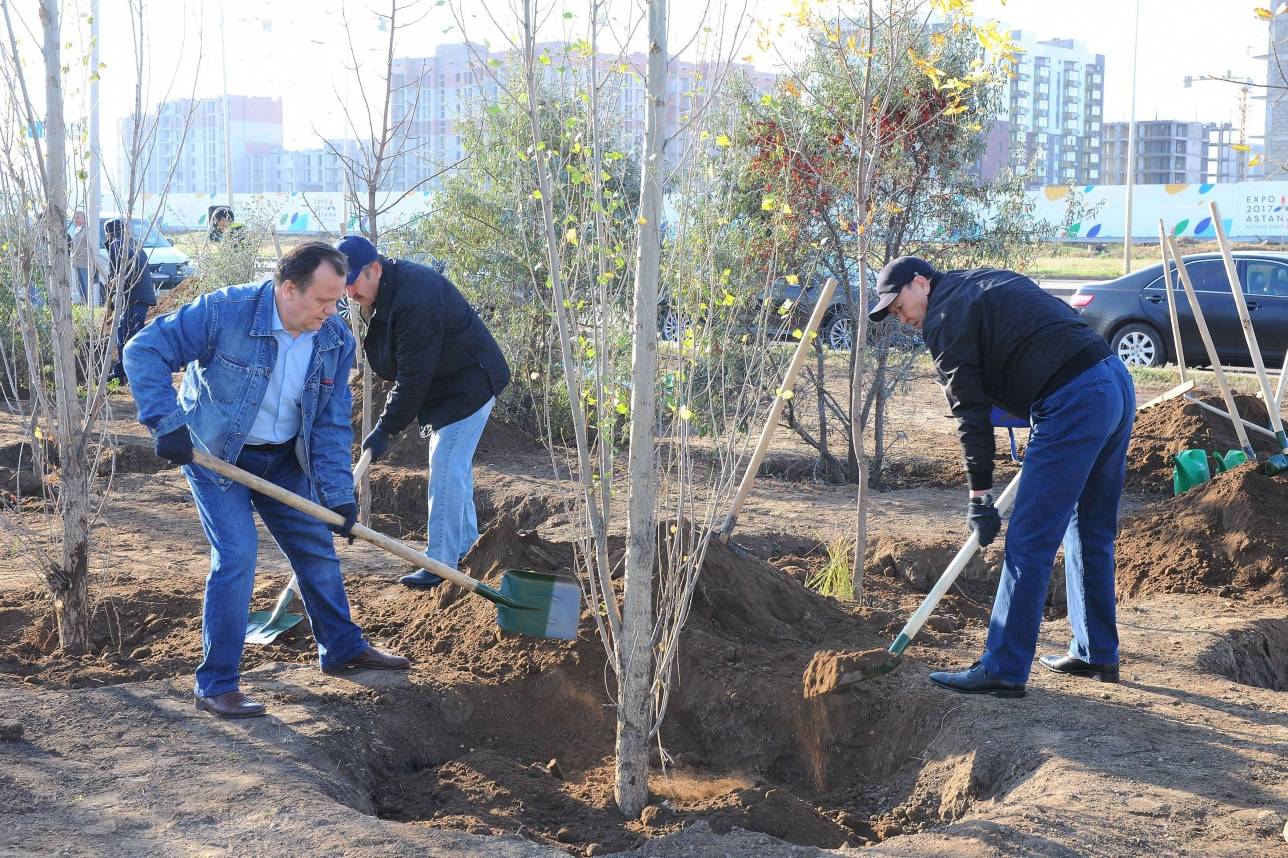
left=192, top=448, right=580, bottom=642
left=802, top=377, right=1202, bottom=697
left=246, top=450, right=375, bottom=644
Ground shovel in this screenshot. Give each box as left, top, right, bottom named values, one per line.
left=803, top=471, right=1023, bottom=697
left=246, top=450, right=375, bottom=644
left=188, top=448, right=581, bottom=641
left=804, top=377, right=1201, bottom=697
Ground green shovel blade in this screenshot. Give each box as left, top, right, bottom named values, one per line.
left=1262, top=453, right=1288, bottom=477
left=493, top=569, right=582, bottom=641
left=245, top=610, right=304, bottom=645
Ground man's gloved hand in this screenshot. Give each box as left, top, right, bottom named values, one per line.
left=968, top=493, right=1001, bottom=546
left=361, top=427, right=391, bottom=462
left=327, top=502, right=358, bottom=544
left=154, top=427, right=193, bottom=466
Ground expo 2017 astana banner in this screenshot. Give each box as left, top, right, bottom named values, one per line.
left=137, top=180, right=1288, bottom=242
left=1030, top=181, right=1288, bottom=242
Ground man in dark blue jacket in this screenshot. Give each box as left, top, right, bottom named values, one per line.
left=103, top=219, right=157, bottom=385
left=870, top=256, right=1133, bottom=698
left=336, top=236, right=511, bottom=588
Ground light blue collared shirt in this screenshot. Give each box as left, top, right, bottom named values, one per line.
left=244, top=296, right=316, bottom=444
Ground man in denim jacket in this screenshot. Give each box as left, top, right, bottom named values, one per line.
left=124, top=242, right=409, bottom=719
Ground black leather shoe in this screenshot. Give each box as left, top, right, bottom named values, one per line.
left=399, top=569, right=444, bottom=589
left=1039, top=654, right=1120, bottom=683
left=323, top=645, right=411, bottom=676
left=195, top=690, right=267, bottom=718
left=929, top=661, right=1026, bottom=698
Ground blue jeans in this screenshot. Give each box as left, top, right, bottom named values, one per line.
left=185, top=444, right=368, bottom=697
left=110, top=302, right=150, bottom=384
left=980, top=357, right=1136, bottom=684
left=426, top=398, right=494, bottom=570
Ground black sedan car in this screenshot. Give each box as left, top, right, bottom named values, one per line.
left=1071, top=251, right=1288, bottom=369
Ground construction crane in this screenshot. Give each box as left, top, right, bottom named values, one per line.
left=1184, top=70, right=1254, bottom=182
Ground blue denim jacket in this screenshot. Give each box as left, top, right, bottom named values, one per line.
left=123, top=280, right=356, bottom=507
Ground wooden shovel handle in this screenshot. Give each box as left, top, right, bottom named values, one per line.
left=719, top=277, right=839, bottom=541
left=190, top=449, right=487, bottom=596
left=275, top=448, right=373, bottom=611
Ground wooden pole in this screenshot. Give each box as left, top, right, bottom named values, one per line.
left=717, top=277, right=839, bottom=542
left=1209, top=202, right=1288, bottom=453
left=1183, top=393, right=1276, bottom=439
left=1157, top=220, right=1187, bottom=382
left=189, top=449, right=502, bottom=600
left=1164, top=233, right=1255, bottom=458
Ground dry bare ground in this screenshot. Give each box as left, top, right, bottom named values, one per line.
left=0, top=376, right=1285, bottom=857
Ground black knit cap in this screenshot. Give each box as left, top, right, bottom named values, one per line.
left=869, top=256, right=939, bottom=322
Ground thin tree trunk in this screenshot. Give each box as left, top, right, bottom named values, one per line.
left=869, top=344, right=889, bottom=490
left=616, top=0, right=666, bottom=820
left=813, top=336, right=831, bottom=476
left=39, top=0, right=91, bottom=651
left=849, top=1, right=878, bottom=603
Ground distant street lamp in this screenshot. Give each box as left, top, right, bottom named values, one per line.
left=1123, top=0, right=1141, bottom=275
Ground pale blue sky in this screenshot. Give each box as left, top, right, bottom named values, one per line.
left=23, top=1, right=1275, bottom=165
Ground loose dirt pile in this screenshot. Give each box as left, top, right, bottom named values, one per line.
left=1117, top=463, right=1288, bottom=603
left=1126, top=392, right=1277, bottom=493
left=343, top=516, right=945, bottom=851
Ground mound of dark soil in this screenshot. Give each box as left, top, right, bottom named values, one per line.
left=1117, top=463, right=1288, bottom=603
left=1126, top=393, right=1278, bottom=493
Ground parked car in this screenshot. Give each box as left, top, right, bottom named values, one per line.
left=95, top=217, right=196, bottom=291
left=1070, top=251, right=1288, bottom=369
left=658, top=269, right=873, bottom=351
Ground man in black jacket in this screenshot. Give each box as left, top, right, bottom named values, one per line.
left=336, top=236, right=511, bottom=588
left=104, top=218, right=158, bottom=385
left=870, top=256, right=1134, bottom=698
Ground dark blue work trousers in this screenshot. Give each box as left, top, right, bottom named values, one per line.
left=980, top=357, right=1136, bottom=683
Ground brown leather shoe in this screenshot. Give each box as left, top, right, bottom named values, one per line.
left=194, top=690, right=267, bottom=719
left=323, top=645, right=411, bottom=676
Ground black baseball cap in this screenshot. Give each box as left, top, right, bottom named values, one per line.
left=869, top=256, right=938, bottom=322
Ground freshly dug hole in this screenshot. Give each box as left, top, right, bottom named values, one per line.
left=1197, top=618, right=1288, bottom=691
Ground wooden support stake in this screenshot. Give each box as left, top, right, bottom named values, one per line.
left=718, top=277, right=839, bottom=542
left=1164, top=233, right=1255, bottom=458
left=1209, top=202, right=1288, bottom=454
left=1157, top=219, right=1187, bottom=383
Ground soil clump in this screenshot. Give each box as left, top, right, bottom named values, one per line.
left=802, top=648, right=896, bottom=698
left=1117, top=463, right=1288, bottom=603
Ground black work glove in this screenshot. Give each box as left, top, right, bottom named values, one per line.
left=327, top=502, right=358, bottom=544
left=154, top=427, right=193, bottom=466
left=968, top=494, right=1001, bottom=546
left=361, top=427, right=391, bottom=462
